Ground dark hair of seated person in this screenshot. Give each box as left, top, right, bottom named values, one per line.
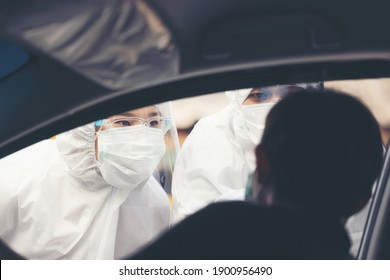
left=128, top=89, right=383, bottom=260
left=255, top=89, right=383, bottom=218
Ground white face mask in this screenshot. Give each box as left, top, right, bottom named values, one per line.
left=234, top=103, right=274, bottom=170
left=96, top=126, right=166, bottom=190
left=240, top=103, right=274, bottom=144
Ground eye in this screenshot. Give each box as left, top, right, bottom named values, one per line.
left=149, top=119, right=161, bottom=127
left=253, top=92, right=271, bottom=101
left=116, top=120, right=131, bottom=126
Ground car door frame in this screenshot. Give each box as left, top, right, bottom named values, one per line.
left=358, top=142, right=390, bottom=259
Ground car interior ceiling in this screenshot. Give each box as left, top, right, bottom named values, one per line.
left=146, top=0, right=390, bottom=72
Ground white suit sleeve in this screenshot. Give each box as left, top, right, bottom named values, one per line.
left=171, top=116, right=248, bottom=223
left=0, top=141, right=53, bottom=239
left=0, top=168, right=19, bottom=239
left=114, top=176, right=170, bottom=258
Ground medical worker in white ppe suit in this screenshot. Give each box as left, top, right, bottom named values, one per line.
left=0, top=103, right=179, bottom=259
left=172, top=84, right=322, bottom=223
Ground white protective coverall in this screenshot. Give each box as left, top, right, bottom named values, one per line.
left=0, top=123, right=170, bottom=259
left=172, top=89, right=273, bottom=223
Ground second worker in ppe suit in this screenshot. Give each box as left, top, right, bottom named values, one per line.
left=172, top=84, right=321, bottom=223
left=0, top=103, right=179, bottom=259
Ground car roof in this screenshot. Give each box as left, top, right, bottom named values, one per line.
left=1, top=0, right=390, bottom=156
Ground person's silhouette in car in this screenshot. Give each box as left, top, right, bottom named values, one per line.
left=129, top=89, right=383, bottom=260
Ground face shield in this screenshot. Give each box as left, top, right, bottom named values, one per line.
left=226, top=82, right=323, bottom=171
left=94, top=103, right=179, bottom=193
left=244, top=82, right=323, bottom=104
left=226, top=82, right=323, bottom=108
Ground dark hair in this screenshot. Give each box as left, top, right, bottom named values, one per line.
left=257, top=90, right=383, bottom=217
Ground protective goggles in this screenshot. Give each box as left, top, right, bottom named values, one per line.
left=246, top=82, right=323, bottom=103
left=95, top=116, right=171, bottom=131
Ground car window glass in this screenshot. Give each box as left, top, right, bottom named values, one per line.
left=170, top=79, right=389, bottom=258
left=0, top=78, right=388, bottom=259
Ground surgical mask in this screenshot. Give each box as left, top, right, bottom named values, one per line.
left=240, top=103, right=274, bottom=144
left=96, top=126, right=166, bottom=190
left=233, top=103, right=273, bottom=171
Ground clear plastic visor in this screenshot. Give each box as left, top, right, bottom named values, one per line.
left=95, top=106, right=171, bottom=132
left=244, top=82, right=323, bottom=104
left=94, top=103, right=179, bottom=194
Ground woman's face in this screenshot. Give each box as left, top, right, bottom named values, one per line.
left=95, top=105, right=161, bottom=159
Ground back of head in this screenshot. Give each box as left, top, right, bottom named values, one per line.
left=257, top=89, right=383, bottom=217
